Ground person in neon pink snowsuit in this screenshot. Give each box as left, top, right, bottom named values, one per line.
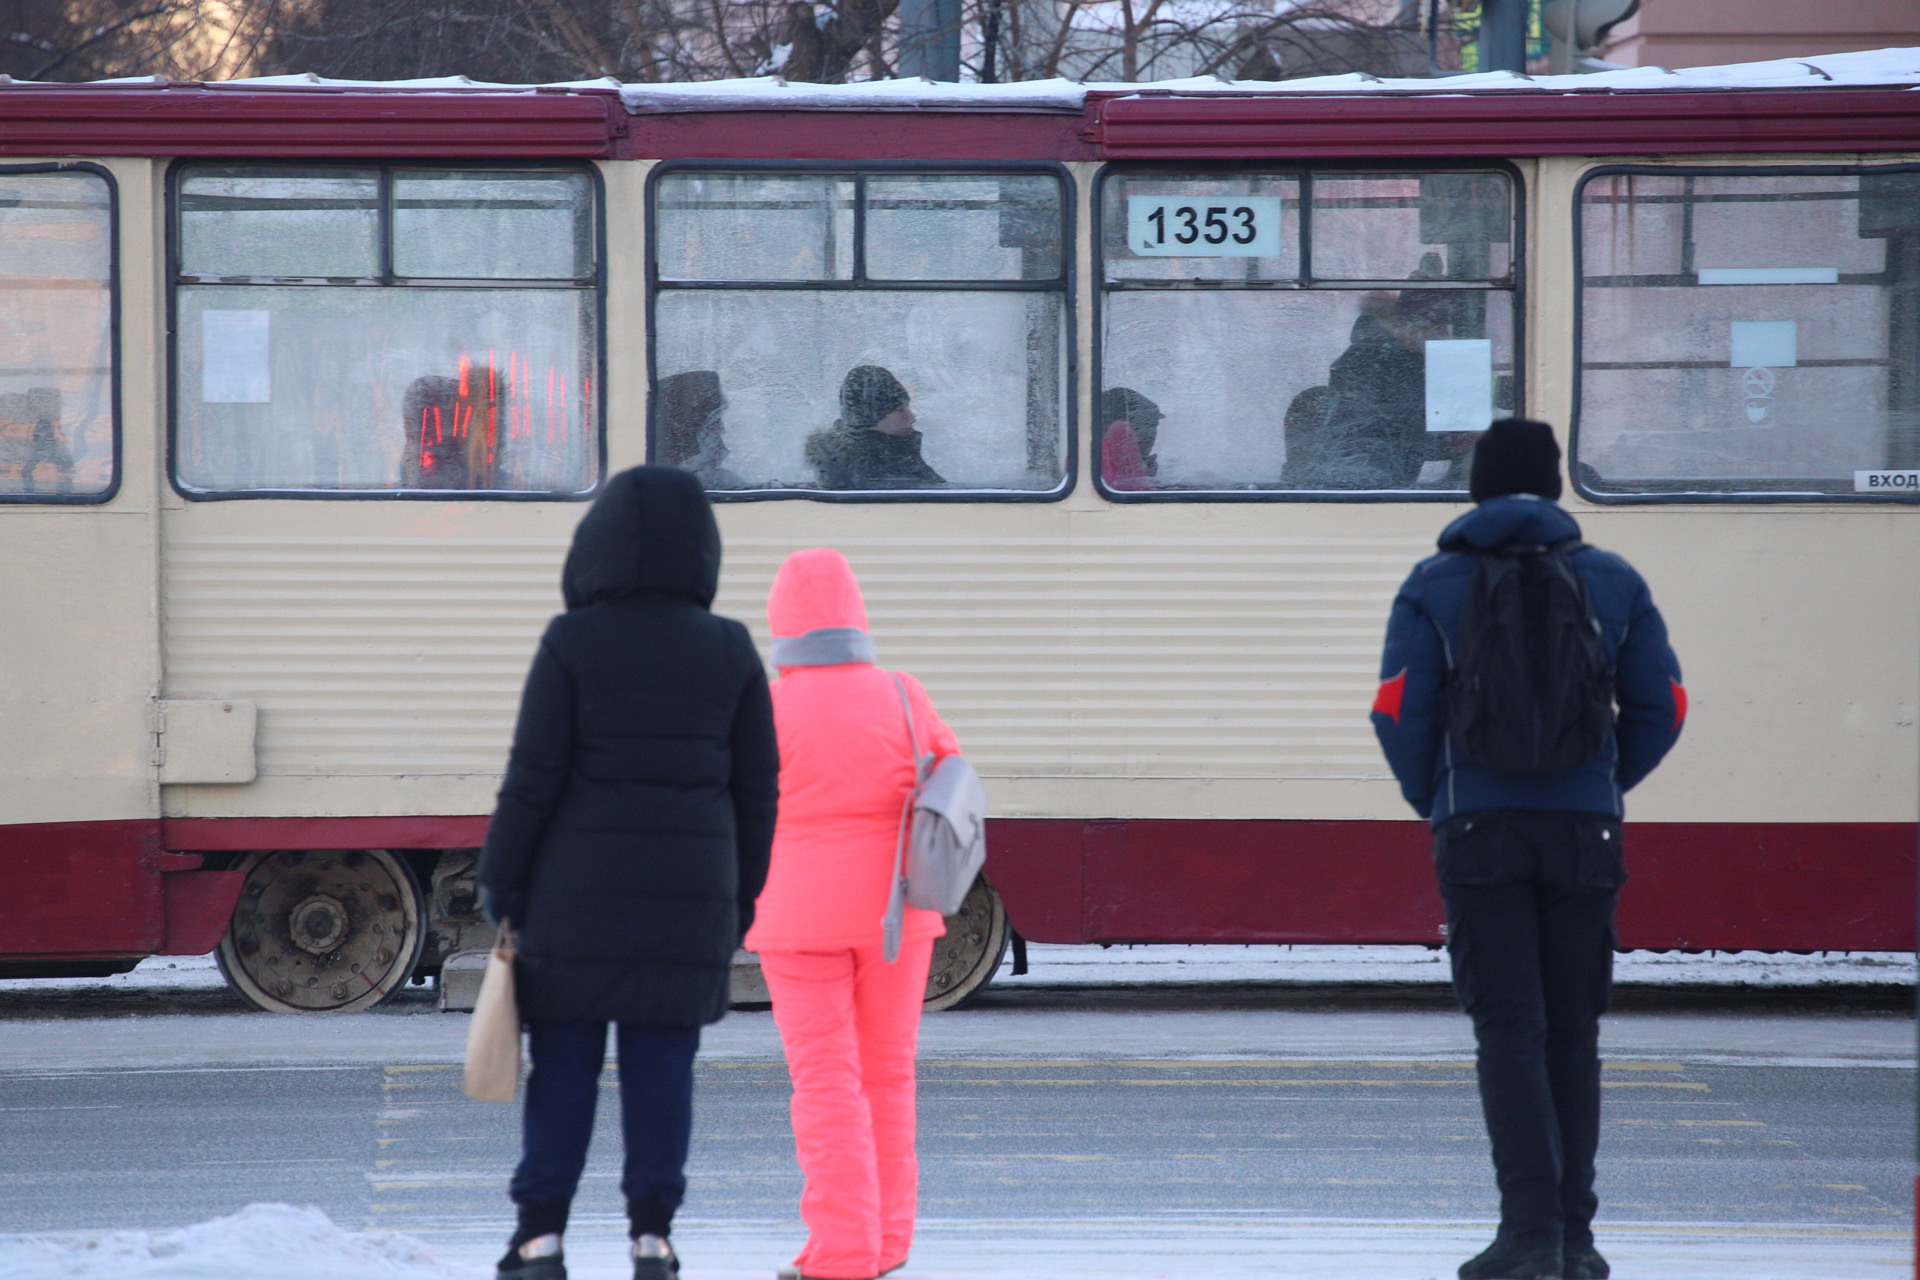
left=747, top=547, right=960, bottom=1280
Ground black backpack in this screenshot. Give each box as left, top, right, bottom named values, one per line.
left=1446, top=538, right=1615, bottom=776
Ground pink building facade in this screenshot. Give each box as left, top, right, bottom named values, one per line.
left=1599, top=0, right=1920, bottom=68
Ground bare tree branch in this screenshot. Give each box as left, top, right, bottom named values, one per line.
left=5, top=0, right=1468, bottom=91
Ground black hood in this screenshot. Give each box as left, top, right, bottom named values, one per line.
left=561, top=466, right=720, bottom=610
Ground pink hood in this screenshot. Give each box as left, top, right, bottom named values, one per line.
left=768, top=547, right=869, bottom=640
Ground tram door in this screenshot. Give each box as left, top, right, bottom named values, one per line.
left=0, top=160, right=169, bottom=962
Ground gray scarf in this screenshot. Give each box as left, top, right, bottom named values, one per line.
left=769, top=626, right=875, bottom=667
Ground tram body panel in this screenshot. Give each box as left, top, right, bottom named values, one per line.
left=709, top=497, right=1432, bottom=822
left=0, top=156, right=173, bottom=962
left=1572, top=505, right=1920, bottom=826
left=157, top=499, right=582, bottom=822
left=159, top=497, right=1439, bottom=823
left=602, top=156, right=655, bottom=475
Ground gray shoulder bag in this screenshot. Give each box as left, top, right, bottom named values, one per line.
left=881, top=673, right=989, bottom=962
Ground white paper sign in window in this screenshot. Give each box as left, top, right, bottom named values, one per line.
left=1424, top=338, right=1492, bottom=433
left=202, top=310, right=271, bottom=404
left=1127, top=197, right=1282, bottom=257
left=1730, top=320, right=1798, bottom=369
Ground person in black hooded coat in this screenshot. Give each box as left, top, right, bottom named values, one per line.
left=478, top=465, right=778, bottom=1280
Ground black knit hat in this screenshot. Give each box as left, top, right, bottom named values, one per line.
left=1469, top=418, right=1563, bottom=503
left=656, top=370, right=723, bottom=466
left=840, top=365, right=910, bottom=429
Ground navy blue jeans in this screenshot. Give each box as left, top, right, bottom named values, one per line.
left=510, top=1020, right=701, bottom=1219
left=1435, top=809, right=1624, bottom=1255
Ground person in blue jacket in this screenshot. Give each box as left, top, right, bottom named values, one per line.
left=1372, top=419, right=1685, bottom=1280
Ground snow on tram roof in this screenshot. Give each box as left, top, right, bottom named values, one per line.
left=615, top=49, right=1920, bottom=109
left=1187, top=46, right=1920, bottom=96
left=5, top=46, right=1918, bottom=112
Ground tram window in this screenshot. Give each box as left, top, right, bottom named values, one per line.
left=179, top=168, right=380, bottom=280
left=1576, top=168, right=1920, bottom=500
left=393, top=171, right=593, bottom=281
left=655, top=173, right=855, bottom=282
left=0, top=168, right=115, bottom=502
left=1311, top=174, right=1511, bottom=282
left=866, top=174, right=1062, bottom=281
left=172, top=164, right=599, bottom=498
left=650, top=168, right=1069, bottom=497
left=1097, top=167, right=1516, bottom=498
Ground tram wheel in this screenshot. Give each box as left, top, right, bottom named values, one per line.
left=923, top=874, right=1009, bottom=1012
left=216, top=849, right=427, bottom=1014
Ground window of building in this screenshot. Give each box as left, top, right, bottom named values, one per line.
left=1096, top=169, right=1517, bottom=499
left=649, top=168, right=1070, bottom=498
left=171, top=165, right=600, bottom=498
left=1576, top=167, right=1920, bottom=501
left=0, top=166, right=115, bottom=502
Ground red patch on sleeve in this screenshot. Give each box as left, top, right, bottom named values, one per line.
left=1671, top=679, right=1688, bottom=732
left=1372, top=669, right=1407, bottom=724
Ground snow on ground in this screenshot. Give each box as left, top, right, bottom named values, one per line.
left=1, top=1209, right=1903, bottom=1280
left=519, top=1216, right=1910, bottom=1280
left=0, top=1204, right=454, bottom=1280
left=1, top=943, right=1909, bottom=1002
left=993, top=943, right=1918, bottom=987
left=0, top=954, right=235, bottom=994
left=0, top=953, right=1906, bottom=1277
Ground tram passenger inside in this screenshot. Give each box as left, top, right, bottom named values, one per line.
left=0, top=388, right=75, bottom=495
left=1282, top=260, right=1480, bottom=490
left=402, top=373, right=490, bottom=490
left=1099, top=387, right=1162, bottom=491
left=656, top=370, right=747, bottom=490
left=806, top=365, right=945, bottom=490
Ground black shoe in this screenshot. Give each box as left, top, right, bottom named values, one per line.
left=632, top=1233, right=679, bottom=1280
left=498, top=1233, right=567, bottom=1280
left=1562, top=1247, right=1609, bottom=1279
left=1459, top=1238, right=1562, bottom=1280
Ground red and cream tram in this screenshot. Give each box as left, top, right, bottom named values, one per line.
left=1, top=51, right=1915, bottom=1012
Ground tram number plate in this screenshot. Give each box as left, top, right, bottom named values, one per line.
left=1856, top=470, right=1920, bottom=492
left=1128, top=197, right=1282, bottom=257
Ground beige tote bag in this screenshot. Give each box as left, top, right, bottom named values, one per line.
left=462, top=930, right=522, bottom=1103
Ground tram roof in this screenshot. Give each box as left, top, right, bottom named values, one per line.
left=3, top=46, right=1918, bottom=161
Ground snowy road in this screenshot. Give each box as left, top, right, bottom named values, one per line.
left=0, top=946, right=1911, bottom=1280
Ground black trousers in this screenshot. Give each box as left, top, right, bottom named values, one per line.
left=1435, top=809, right=1624, bottom=1255
left=511, top=1019, right=700, bottom=1228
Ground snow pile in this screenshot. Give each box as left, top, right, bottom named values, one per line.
left=0, top=954, right=230, bottom=996
left=0, top=1204, right=456, bottom=1280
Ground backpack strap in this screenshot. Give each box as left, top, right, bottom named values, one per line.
left=892, top=672, right=926, bottom=780
left=883, top=673, right=928, bottom=964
